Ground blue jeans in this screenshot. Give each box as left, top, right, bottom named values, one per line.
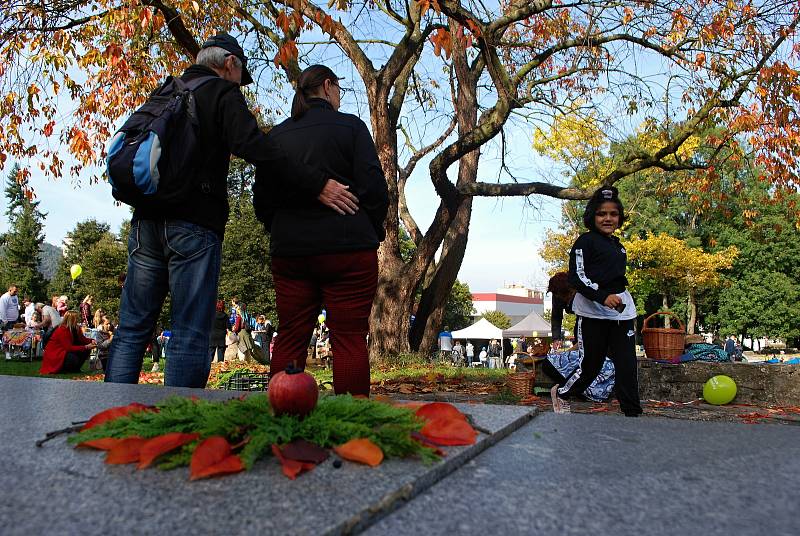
left=105, top=219, right=221, bottom=387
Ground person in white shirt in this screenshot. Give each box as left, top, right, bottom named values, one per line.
left=0, top=285, right=20, bottom=330
left=465, top=341, right=475, bottom=365
left=23, top=296, right=36, bottom=327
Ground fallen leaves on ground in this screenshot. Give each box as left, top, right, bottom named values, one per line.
left=190, top=436, right=244, bottom=480
left=76, top=437, right=124, bottom=451
left=272, top=444, right=317, bottom=479
left=333, top=438, right=384, bottom=467
left=414, top=402, right=477, bottom=446
left=138, top=432, right=200, bottom=469
left=280, top=439, right=329, bottom=464
left=105, top=437, right=147, bottom=464
left=73, top=372, right=164, bottom=384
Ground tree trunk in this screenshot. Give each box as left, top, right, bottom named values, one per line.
left=662, top=293, right=670, bottom=328
left=409, top=24, right=479, bottom=353
left=686, top=288, right=697, bottom=335
left=410, top=197, right=473, bottom=352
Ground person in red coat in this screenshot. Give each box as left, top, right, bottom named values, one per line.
left=40, top=311, right=97, bottom=374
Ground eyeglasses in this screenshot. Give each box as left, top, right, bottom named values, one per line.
left=331, top=81, right=352, bottom=96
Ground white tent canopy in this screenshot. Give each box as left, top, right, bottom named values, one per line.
left=451, top=318, right=504, bottom=340
left=503, top=310, right=552, bottom=338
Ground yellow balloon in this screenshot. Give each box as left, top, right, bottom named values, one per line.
left=70, top=264, right=82, bottom=280
left=318, top=314, right=326, bottom=324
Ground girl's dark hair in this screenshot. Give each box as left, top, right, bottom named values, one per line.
left=547, top=272, right=576, bottom=303
left=582, top=185, right=625, bottom=231
left=291, top=64, right=339, bottom=120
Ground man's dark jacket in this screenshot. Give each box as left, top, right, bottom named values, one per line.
left=135, top=65, right=327, bottom=237
left=253, top=99, right=389, bottom=256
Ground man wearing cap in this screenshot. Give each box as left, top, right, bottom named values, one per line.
left=106, top=32, right=359, bottom=389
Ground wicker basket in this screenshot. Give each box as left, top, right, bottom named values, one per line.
left=642, top=311, right=686, bottom=361
left=507, top=371, right=536, bottom=397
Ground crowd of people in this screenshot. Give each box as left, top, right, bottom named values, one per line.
left=0, top=286, right=114, bottom=373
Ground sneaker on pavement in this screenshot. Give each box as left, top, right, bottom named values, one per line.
left=550, top=385, right=571, bottom=414
left=150, top=362, right=159, bottom=373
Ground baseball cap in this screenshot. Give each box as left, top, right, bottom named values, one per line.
left=200, top=32, right=253, bottom=86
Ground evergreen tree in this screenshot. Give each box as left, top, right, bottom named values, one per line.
left=0, top=164, right=48, bottom=300
left=50, top=219, right=111, bottom=304
left=218, top=191, right=277, bottom=324
left=78, top=231, right=129, bottom=320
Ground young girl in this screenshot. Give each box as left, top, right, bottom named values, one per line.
left=551, top=186, right=642, bottom=417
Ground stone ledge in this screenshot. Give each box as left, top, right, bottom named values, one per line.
left=535, top=359, right=800, bottom=405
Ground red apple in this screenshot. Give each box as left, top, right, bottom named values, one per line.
left=268, top=364, right=319, bottom=418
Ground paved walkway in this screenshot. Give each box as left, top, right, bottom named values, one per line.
left=0, top=376, right=797, bottom=535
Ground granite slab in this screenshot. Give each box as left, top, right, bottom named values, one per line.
left=0, top=376, right=535, bottom=535
left=367, top=412, right=800, bottom=536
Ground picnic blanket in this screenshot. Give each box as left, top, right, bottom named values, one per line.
left=677, top=343, right=731, bottom=363
left=546, top=350, right=615, bottom=402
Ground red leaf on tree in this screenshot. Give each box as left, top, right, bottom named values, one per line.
left=333, top=438, right=384, bottom=467
left=137, top=433, right=200, bottom=469
left=280, top=439, right=329, bottom=464
left=105, top=437, right=147, bottom=464
left=271, top=444, right=316, bottom=480
left=81, top=403, right=153, bottom=431
left=415, top=402, right=468, bottom=423
left=189, top=436, right=244, bottom=481
left=76, top=437, right=124, bottom=451
left=420, top=418, right=477, bottom=446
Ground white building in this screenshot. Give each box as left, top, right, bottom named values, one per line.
left=472, top=285, right=545, bottom=325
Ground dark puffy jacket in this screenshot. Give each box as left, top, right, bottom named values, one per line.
left=253, top=99, right=389, bottom=257
left=134, top=65, right=327, bottom=237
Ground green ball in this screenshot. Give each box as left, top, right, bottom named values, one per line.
left=703, top=375, right=737, bottom=405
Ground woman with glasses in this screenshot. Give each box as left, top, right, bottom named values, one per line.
left=254, top=64, right=388, bottom=396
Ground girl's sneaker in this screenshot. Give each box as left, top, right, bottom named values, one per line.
left=550, top=385, right=571, bottom=414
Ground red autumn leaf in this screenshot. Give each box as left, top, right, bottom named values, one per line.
left=415, top=402, right=467, bottom=423
left=189, top=436, right=244, bottom=481
left=333, top=438, right=384, bottom=467
left=81, top=402, right=153, bottom=431
left=76, top=437, right=124, bottom=451
left=105, top=437, right=147, bottom=464
left=280, top=439, right=329, bottom=464
left=138, top=432, right=200, bottom=469
left=271, top=444, right=316, bottom=480
left=420, top=418, right=477, bottom=446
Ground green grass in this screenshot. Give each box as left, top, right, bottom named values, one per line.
left=309, top=362, right=510, bottom=384
left=0, top=355, right=162, bottom=380
left=0, top=358, right=96, bottom=380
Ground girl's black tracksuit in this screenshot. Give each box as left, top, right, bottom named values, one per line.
left=558, top=230, right=643, bottom=416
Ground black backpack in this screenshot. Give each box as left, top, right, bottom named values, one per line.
left=106, top=75, right=216, bottom=207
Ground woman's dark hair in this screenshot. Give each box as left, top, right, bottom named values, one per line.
left=291, top=64, right=339, bottom=120
left=582, top=185, right=625, bottom=231
left=547, top=272, right=576, bottom=303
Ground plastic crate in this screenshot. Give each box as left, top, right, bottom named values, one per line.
left=220, top=371, right=270, bottom=392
